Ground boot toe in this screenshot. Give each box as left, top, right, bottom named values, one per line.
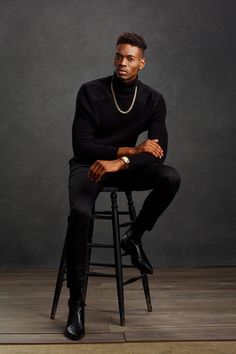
left=65, top=301, right=85, bottom=341
left=131, top=252, right=153, bottom=274
left=65, top=326, right=85, bottom=341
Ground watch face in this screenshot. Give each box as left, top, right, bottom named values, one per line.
left=122, top=156, right=130, bottom=164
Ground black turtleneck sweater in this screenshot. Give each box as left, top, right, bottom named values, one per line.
left=71, top=72, right=168, bottom=168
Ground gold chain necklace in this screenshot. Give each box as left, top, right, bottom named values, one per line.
left=111, top=79, right=137, bottom=115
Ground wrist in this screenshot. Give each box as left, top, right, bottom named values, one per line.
left=117, top=147, right=136, bottom=157
left=115, top=158, right=126, bottom=170
left=119, top=156, right=130, bottom=169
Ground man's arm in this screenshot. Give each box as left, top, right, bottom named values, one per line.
left=117, top=139, right=164, bottom=159
left=89, top=96, right=168, bottom=182
left=88, top=139, right=164, bottom=182
left=117, top=96, right=168, bottom=168
left=88, top=158, right=126, bottom=182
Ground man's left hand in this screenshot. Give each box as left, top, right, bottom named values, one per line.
left=89, top=159, right=125, bottom=182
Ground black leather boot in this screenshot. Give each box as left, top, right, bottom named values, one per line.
left=65, top=299, right=85, bottom=341
left=120, top=227, right=153, bottom=274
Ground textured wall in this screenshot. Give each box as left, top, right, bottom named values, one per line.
left=0, top=0, right=235, bottom=267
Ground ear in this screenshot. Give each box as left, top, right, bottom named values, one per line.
left=139, top=57, right=146, bottom=70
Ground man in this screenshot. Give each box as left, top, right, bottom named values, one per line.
left=65, top=32, right=181, bottom=340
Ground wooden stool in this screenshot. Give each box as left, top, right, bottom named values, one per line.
left=50, top=187, right=152, bottom=326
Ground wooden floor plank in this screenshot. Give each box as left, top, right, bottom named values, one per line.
left=0, top=267, right=235, bottom=343
left=1, top=342, right=236, bottom=354
left=0, top=333, right=125, bottom=344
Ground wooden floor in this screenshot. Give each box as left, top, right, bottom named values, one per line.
left=0, top=267, right=236, bottom=345
left=1, top=342, right=236, bottom=354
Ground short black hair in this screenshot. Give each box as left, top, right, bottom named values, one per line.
left=116, top=32, right=147, bottom=52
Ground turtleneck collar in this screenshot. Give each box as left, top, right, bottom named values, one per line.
left=112, top=71, right=139, bottom=94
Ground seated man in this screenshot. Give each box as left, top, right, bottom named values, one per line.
left=65, top=32, right=181, bottom=340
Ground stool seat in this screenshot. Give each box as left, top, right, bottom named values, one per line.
left=101, top=186, right=130, bottom=192
left=50, top=188, right=152, bottom=326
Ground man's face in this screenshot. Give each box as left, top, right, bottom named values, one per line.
left=113, top=43, right=145, bottom=82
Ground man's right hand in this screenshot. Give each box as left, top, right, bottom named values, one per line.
left=134, top=139, right=164, bottom=158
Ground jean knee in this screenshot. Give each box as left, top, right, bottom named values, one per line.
left=162, top=166, right=181, bottom=190
left=70, top=202, right=93, bottom=220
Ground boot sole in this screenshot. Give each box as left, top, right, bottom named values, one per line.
left=65, top=329, right=85, bottom=341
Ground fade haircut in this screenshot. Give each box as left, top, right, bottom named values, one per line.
left=116, top=32, right=147, bottom=53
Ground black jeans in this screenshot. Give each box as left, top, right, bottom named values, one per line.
left=66, top=159, right=181, bottom=289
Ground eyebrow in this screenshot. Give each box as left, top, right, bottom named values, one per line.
left=115, top=52, right=137, bottom=58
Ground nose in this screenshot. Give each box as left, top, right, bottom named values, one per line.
left=118, top=57, right=127, bottom=67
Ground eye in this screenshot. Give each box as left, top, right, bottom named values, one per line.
left=128, top=57, right=135, bottom=61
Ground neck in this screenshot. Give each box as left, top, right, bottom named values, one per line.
left=112, top=71, right=138, bottom=94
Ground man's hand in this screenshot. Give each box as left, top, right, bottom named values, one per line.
left=134, top=139, right=164, bottom=158
left=89, top=159, right=125, bottom=183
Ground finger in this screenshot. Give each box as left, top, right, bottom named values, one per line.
left=148, top=141, right=163, bottom=152
left=150, top=140, right=163, bottom=151
left=148, top=147, right=163, bottom=158
left=150, top=139, right=162, bottom=148
left=139, top=141, right=163, bottom=157
left=92, top=161, right=102, bottom=175
left=155, top=148, right=163, bottom=158
left=151, top=143, right=164, bottom=156
left=144, top=147, right=160, bottom=158
left=95, top=169, right=106, bottom=182
left=152, top=151, right=162, bottom=158
left=92, top=167, right=101, bottom=182
left=155, top=146, right=164, bottom=156
left=93, top=163, right=106, bottom=182
left=89, top=161, right=101, bottom=181
left=145, top=143, right=163, bottom=156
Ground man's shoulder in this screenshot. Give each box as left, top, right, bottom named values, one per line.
left=138, top=80, right=164, bottom=102
left=80, top=75, right=111, bottom=92
left=76, top=75, right=111, bottom=102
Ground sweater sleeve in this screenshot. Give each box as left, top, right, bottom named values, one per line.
left=128, top=95, right=168, bottom=168
left=72, top=85, right=119, bottom=163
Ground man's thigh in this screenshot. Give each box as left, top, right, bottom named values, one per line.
left=68, top=161, right=103, bottom=212
left=102, top=163, right=173, bottom=191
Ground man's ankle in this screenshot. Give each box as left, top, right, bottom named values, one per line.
left=69, top=285, right=86, bottom=303
left=128, top=225, right=144, bottom=244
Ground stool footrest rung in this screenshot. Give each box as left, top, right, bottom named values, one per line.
left=119, top=221, right=134, bottom=228
left=89, top=262, right=115, bottom=267
left=95, top=211, right=130, bottom=215
left=88, top=243, right=114, bottom=248
left=123, top=275, right=144, bottom=286
left=86, top=271, right=116, bottom=278
left=93, top=215, right=112, bottom=220
left=89, top=262, right=134, bottom=268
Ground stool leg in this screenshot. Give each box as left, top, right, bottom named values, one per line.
left=83, top=216, right=94, bottom=303
left=142, top=274, right=153, bottom=312
left=125, top=191, right=136, bottom=222
left=111, top=192, right=125, bottom=326
left=50, top=220, right=68, bottom=319
left=125, top=191, right=153, bottom=312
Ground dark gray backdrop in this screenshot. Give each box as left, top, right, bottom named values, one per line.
left=1, top=0, right=235, bottom=268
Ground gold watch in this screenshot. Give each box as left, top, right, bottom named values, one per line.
left=120, top=156, right=130, bottom=168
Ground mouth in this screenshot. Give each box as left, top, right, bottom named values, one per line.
left=116, top=69, right=127, bottom=75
